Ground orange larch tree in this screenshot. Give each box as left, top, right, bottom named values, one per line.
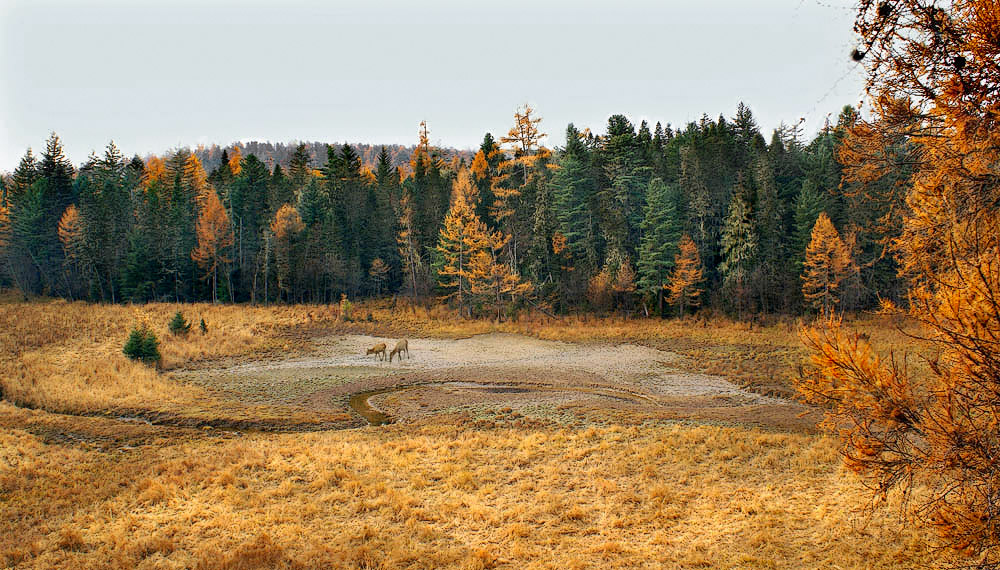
left=143, top=155, right=167, bottom=186
left=435, top=169, right=487, bottom=315
left=183, top=154, right=212, bottom=204
left=57, top=204, right=87, bottom=266
left=801, top=212, right=854, bottom=316
left=269, top=204, right=303, bottom=302
left=396, top=188, right=426, bottom=299
left=228, top=145, right=242, bottom=176
left=665, top=234, right=704, bottom=317
left=798, top=1, right=1000, bottom=565
left=467, top=229, right=532, bottom=321
left=191, top=189, right=235, bottom=303
left=493, top=104, right=548, bottom=267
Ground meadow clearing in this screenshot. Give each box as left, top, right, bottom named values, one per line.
left=0, top=298, right=941, bottom=569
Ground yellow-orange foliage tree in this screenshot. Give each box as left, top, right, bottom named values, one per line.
left=397, top=188, right=426, bottom=299
left=228, top=145, right=242, bottom=176
left=270, top=204, right=303, bottom=302
left=665, top=234, right=704, bottom=316
left=184, top=154, right=211, bottom=203
left=798, top=1, right=1000, bottom=565
left=57, top=204, right=89, bottom=297
left=191, top=190, right=234, bottom=303
left=493, top=104, right=548, bottom=267
left=57, top=204, right=86, bottom=262
left=143, top=156, right=167, bottom=186
left=467, top=230, right=532, bottom=321
left=0, top=199, right=9, bottom=253
left=435, top=169, right=487, bottom=315
left=801, top=212, right=854, bottom=316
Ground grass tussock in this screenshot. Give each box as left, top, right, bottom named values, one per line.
left=1, top=406, right=935, bottom=569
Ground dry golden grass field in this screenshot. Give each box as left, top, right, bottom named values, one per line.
left=0, top=297, right=944, bottom=569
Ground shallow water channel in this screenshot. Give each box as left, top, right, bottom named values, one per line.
left=347, top=385, right=418, bottom=426
left=346, top=381, right=651, bottom=426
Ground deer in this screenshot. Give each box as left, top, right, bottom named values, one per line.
left=365, top=342, right=387, bottom=361
left=389, top=339, right=409, bottom=362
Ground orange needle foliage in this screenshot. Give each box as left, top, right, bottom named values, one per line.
left=466, top=229, right=532, bottom=322
left=493, top=105, right=548, bottom=227
left=184, top=154, right=212, bottom=204
left=799, top=1, right=1000, bottom=565
left=665, top=234, right=704, bottom=316
left=0, top=201, right=9, bottom=251
left=191, top=190, right=234, bottom=303
left=270, top=204, right=304, bottom=301
left=435, top=169, right=488, bottom=314
left=801, top=213, right=854, bottom=316
left=143, top=155, right=167, bottom=186
left=57, top=204, right=86, bottom=262
left=228, top=145, right=242, bottom=176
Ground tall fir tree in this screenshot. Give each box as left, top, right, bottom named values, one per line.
left=750, top=154, right=787, bottom=313
left=719, top=178, right=758, bottom=317
left=637, top=177, right=682, bottom=315
left=791, top=179, right=828, bottom=273
left=552, top=124, right=601, bottom=295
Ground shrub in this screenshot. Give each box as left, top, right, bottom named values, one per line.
left=199, top=318, right=208, bottom=335
left=168, top=311, right=191, bottom=336
left=123, top=326, right=161, bottom=365
left=339, top=293, right=353, bottom=322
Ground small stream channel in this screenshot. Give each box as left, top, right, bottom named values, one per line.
left=346, top=381, right=654, bottom=426
left=348, top=385, right=420, bottom=426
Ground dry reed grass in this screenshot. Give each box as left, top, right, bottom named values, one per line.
left=1, top=296, right=919, bottom=416
left=1, top=406, right=937, bottom=569
left=0, top=297, right=941, bottom=568
left=0, top=300, right=347, bottom=425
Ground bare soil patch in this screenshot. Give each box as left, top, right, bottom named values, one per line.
left=175, top=332, right=815, bottom=431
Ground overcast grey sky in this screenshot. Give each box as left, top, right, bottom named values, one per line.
left=1, top=0, right=865, bottom=170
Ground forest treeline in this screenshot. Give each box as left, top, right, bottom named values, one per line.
left=0, top=103, right=906, bottom=317
left=191, top=141, right=474, bottom=180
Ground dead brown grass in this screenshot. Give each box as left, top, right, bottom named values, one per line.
left=0, top=296, right=922, bottom=416
left=0, top=300, right=350, bottom=426
left=1, top=403, right=937, bottom=569
left=0, top=297, right=942, bottom=568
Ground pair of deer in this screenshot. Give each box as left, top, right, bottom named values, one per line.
left=366, top=339, right=409, bottom=362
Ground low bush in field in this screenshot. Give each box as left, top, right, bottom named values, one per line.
left=123, top=326, right=160, bottom=365
left=168, top=311, right=191, bottom=336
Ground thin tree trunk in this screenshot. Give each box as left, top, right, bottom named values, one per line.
left=264, top=232, right=270, bottom=305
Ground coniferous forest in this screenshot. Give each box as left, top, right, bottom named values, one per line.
left=0, top=103, right=902, bottom=318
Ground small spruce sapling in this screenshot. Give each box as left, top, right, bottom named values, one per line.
left=123, top=326, right=161, bottom=365
left=199, top=318, right=208, bottom=335
left=168, top=311, right=191, bottom=336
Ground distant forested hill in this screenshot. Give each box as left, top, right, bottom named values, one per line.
left=191, top=141, right=475, bottom=173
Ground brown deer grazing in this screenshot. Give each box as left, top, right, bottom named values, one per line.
left=389, top=339, right=409, bottom=362
left=366, top=342, right=387, bottom=361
